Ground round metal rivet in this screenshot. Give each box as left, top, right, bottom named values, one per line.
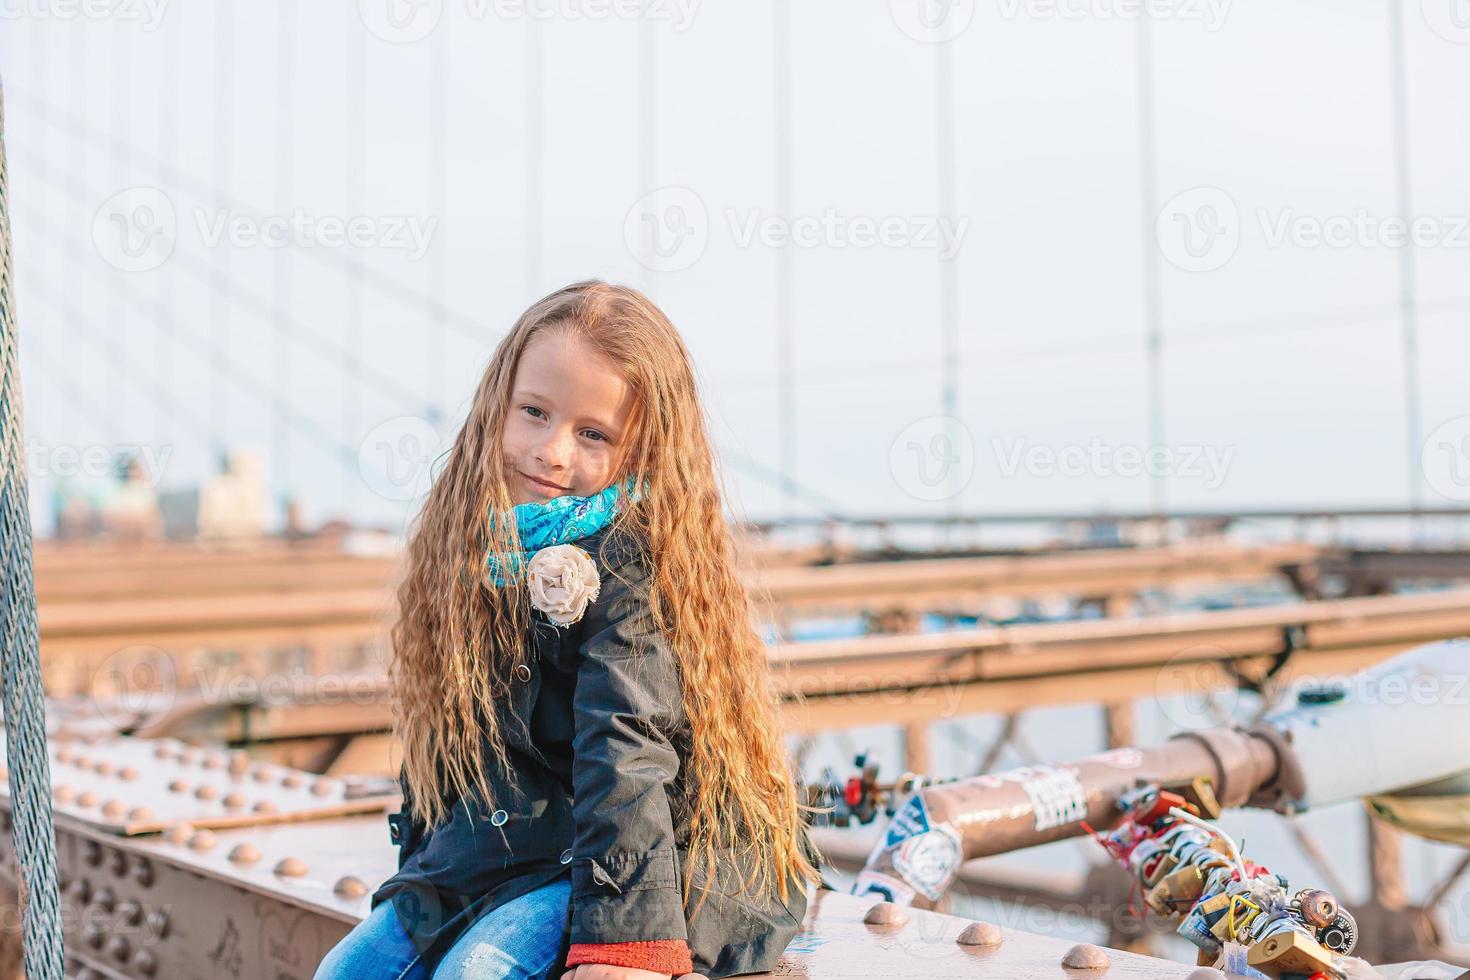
left=863, top=901, right=908, bottom=926
left=335, top=875, right=369, bottom=899
left=119, top=766, right=140, bottom=781
left=253, top=800, right=279, bottom=814
left=128, top=806, right=154, bottom=823
left=188, top=830, right=217, bottom=852
left=194, top=785, right=218, bottom=801
left=957, top=921, right=1003, bottom=947
left=229, top=844, right=261, bottom=864
left=1061, top=943, right=1110, bottom=969
left=275, top=857, right=308, bottom=877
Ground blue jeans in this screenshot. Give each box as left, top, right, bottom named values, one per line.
left=315, top=877, right=573, bottom=980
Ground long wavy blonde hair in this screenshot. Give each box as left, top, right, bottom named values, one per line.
left=391, top=280, right=822, bottom=914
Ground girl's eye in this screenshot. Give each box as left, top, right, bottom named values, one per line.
left=581, top=430, right=607, bottom=443
left=523, top=406, right=546, bottom=420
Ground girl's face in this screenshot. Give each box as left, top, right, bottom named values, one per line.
left=501, top=330, right=636, bottom=505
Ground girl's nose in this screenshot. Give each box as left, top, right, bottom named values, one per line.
left=535, top=427, right=574, bottom=469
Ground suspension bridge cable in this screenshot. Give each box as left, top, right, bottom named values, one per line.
left=1387, top=0, right=1422, bottom=509
left=17, top=224, right=359, bottom=471
left=773, top=0, right=797, bottom=519
left=15, top=157, right=430, bottom=410
left=934, top=14, right=961, bottom=516
left=20, top=328, right=125, bottom=446
left=274, top=0, right=298, bottom=508
left=21, top=281, right=220, bottom=449
left=0, top=79, right=66, bottom=980
left=525, top=15, right=545, bottom=295
left=710, top=294, right=1470, bottom=393
left=345, top=19, right=365, bottom=513
left=1135, top=13, right=1166, bottom=519
left=212, top=3, right=235, bottom=460
left=3, top=86, right=494, bottom=345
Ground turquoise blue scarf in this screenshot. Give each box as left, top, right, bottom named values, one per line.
left=483, top=477, right=640, bottom=586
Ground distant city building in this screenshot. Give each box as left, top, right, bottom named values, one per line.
left=197, top=450, right=269, bottom=541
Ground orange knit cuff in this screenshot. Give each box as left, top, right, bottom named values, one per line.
left=565, top=939, right=694, bottom=975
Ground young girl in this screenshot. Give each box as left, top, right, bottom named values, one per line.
left=316, top=281, right=824, bottom=980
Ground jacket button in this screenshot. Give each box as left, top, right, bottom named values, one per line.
left=490, top=810, right=508, bottom=826
left=514, top=664, right=532, bottom=682
left=560, top=849, right=572, bottom=864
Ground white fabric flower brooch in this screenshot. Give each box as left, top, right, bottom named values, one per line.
left=526, top=544, right=601, bottom=627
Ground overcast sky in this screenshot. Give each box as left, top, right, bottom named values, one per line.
left=3, top=0, right=1469, bottom=535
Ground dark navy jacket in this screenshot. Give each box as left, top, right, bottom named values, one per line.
left=371, top=525, right=815, bottom=977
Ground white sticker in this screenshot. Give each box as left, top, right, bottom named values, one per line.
left=1017, top=765, right=1087, bottom=832
left=892, top=825, right=963, bottom=901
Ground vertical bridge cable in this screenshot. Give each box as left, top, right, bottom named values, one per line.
left=773, top=0, right=796, bottom=519
left=1135, top=14, right=1167, bottom=525
left=1386, top=0, right=1422, bottom=515
left=0, top=80, right=67, bottom=980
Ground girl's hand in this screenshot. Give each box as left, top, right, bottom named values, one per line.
left=560, top=967, right=705, bottom=980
